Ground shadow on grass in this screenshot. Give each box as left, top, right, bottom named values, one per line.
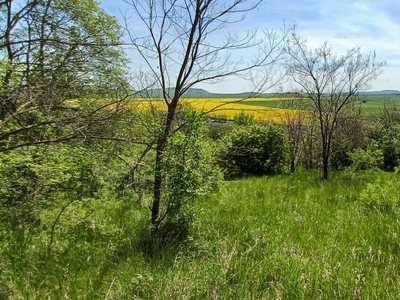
left=133, top=220, right=193, bottom=261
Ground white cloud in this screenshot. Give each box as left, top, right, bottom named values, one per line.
left=99, top=0, right=400, bottom=92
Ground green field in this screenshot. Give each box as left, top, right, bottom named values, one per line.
left=241, top=94, right=400, bottom=113
left=358, top=94, right=400, bottom=112
left=3, top=168, right=400, bottom=298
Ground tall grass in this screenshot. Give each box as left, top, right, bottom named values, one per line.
left=1, top=169, right=400, bottom=299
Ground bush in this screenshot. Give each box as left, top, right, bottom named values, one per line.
left=373, top=103, right=400, bottom=170
left=206, top=122, right=235, bottom=141
left=233, top=111, right=255, bottom=126
left=220, top=124, right=290, bottom=177
left=156, top=111, right=223, bottom=240
left=347, top=141, right=384, bottom=171
left=359, top=181, right=398, bottom=212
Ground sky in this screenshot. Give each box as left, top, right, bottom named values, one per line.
left=99, top=0, right=400, bottom=93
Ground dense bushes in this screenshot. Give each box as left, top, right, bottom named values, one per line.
left=347, top=141, right=384, bottom=171
left=373, top=104, right=400, bottom=170
left=219, top=124, right=290, bottom=177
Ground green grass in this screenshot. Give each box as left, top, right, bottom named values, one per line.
left=358, top=94, right=400, bottom=113
left=2, top=169, right=400, bottom=298
left=241, top=94, right=400, bottom=113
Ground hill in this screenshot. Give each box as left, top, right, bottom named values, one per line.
left=137, top=88, right=400, bottom=98
left=136, top=87, right=280, bottom=98
left=365, top=89, right=400, bottom=95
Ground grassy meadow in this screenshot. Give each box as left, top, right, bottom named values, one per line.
left=3, top=168, right=400, bottom=299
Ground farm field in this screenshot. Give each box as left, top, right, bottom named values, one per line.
left=134, top=94, right=400, bottom=124
left=239, top=94, right=400, bottom=113
left=357, top=94, right=400, bottom=112
left=134, top=97, right=307, bottom=123
left=183, top=97, right=302, bottom=123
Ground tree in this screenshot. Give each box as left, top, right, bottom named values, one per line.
left=124, top=0, right=291, bottom=225
left=373, top=102, right=400, bottom=170
left=0, top=0, right=130, bottom=151
left=277, top=96, right=311, bottom=173
left=284, top=36, right=385, bottom=178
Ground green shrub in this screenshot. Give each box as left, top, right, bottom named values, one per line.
left=233, top=111, right=255, bottom=126
left=206, top=122, right=235, bottom=141
left=156, top=111, right=223, bottom=241
left=220, top=124, right=290, bottom=177
left=373, top=103, right=400, bottom=170
left=348, top=142, right=384, bottom=171
left=0, top=145, right=102, bottom=226
left=359, top=181, right=398, bottom=212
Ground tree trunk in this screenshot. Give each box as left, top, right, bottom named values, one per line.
left=151, top=142, right=164, bottom=224
left=322, top=155, right=329, bottom=179
left=290, top=157, right=296, bottom=173
left=322, top=138, right=329, bottom=179
left=150, top=98, right=179, bottom=224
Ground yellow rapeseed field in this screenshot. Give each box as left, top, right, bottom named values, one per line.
left=183, top=98, right=300, bottom=123
left=130, top=97, right=305, bottom=124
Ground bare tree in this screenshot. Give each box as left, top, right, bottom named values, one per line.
left=277, top=95, right=311, bottom=173
left=285, top=35, right=385, bottom=179
left=124, top=0, right=291, bottom=224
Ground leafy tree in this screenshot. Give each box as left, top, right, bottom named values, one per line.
left=285, top=36, right=385, bottom=178
left=0, top=0, right=130, bottom=151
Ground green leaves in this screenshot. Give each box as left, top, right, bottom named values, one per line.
left=348, top=141, right=383, bottom=171
left=164, top=112, right=221, bottom=200
left=156, top=111, right=222, bottom=238
left=0, top=0, right=129, bottom=151
left=220, top=124, right=290, bottom=177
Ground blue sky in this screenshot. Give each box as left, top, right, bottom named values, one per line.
left=99, top=0, right=400, bottom=93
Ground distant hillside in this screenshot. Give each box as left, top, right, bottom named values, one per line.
left=137, top=88, right=280, bottom=98
left=136, top=88, right=400, bottom=98
left=365, top=90, right=400, bottom=95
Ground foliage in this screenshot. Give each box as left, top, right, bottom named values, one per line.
left=359, top=180, right=399, bottom=212
left=0, top=0, right=129, bottom=151
left=347, top=141, right=384, bottom=171
left=372, top=103, right=400, bottom=170
left=220, top=124, right=290, bottom=177
left=155, top=111, right=223, bottom=240
left=233, top=111, right=255, bottom=126
left=206, top=121, right=235, bottom=141
left=0, top=145, right=104, bottom=224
